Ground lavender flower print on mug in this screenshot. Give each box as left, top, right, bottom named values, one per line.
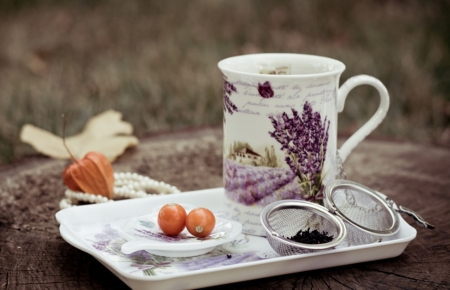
left=269, top=101, right=330, bottom=202
left=218, top=53, right=389, bottom=236
left=223, top=78, right=238, bottom=122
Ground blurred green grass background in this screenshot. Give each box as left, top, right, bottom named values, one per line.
left=0, top=0, right=449, bottom=163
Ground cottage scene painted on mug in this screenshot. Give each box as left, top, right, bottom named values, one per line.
left=222, top=75, right=338, bottom=208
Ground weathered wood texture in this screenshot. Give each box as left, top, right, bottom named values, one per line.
left=1, top=127, right=449, bottom=289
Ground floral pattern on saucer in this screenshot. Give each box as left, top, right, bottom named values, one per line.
left=117, top=212, right=241, bottom=255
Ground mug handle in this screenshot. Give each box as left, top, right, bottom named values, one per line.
left=337, top=75, right=390, bottom=162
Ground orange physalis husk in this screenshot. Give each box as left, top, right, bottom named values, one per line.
left=63, top=151, right=115, bottom=199
left=61, top=116, right=115, bottom=199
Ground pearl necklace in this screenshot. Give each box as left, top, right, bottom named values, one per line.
left=59, top=172, right=181, bottom=209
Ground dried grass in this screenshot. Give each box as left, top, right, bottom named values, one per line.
left=0, top=0, right=448, bottom=163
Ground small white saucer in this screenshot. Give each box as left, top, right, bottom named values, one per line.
left=117, top=206, right=242, bottom=257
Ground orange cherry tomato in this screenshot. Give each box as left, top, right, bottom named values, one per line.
left=157, top=203, right=187, bottom=236
left=186, top=208, right=216, bottom=237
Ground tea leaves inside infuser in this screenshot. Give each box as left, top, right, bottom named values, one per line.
left=268, top=207, right=339, bottom=242
left=287, top=228, right=334, bottom=244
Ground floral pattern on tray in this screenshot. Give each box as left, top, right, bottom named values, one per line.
left=86, top=223, right=275, bottom=276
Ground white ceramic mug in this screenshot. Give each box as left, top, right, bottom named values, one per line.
left=218, top=53, right=389, bottom=236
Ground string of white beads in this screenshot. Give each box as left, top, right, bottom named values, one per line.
left=113, top=172, right=180, bottom=198
left=59, top=172, right=181, bottom=210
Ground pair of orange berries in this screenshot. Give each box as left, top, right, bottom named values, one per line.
left=157, top=203, right=216, bottom=237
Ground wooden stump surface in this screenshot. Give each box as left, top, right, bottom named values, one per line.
left=0, top=127, right=449, bottom=289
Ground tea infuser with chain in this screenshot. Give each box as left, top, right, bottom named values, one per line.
left=260, top=179, right=434, bottom=256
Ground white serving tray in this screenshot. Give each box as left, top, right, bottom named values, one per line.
left=55, top=188, right=417, bottom=290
